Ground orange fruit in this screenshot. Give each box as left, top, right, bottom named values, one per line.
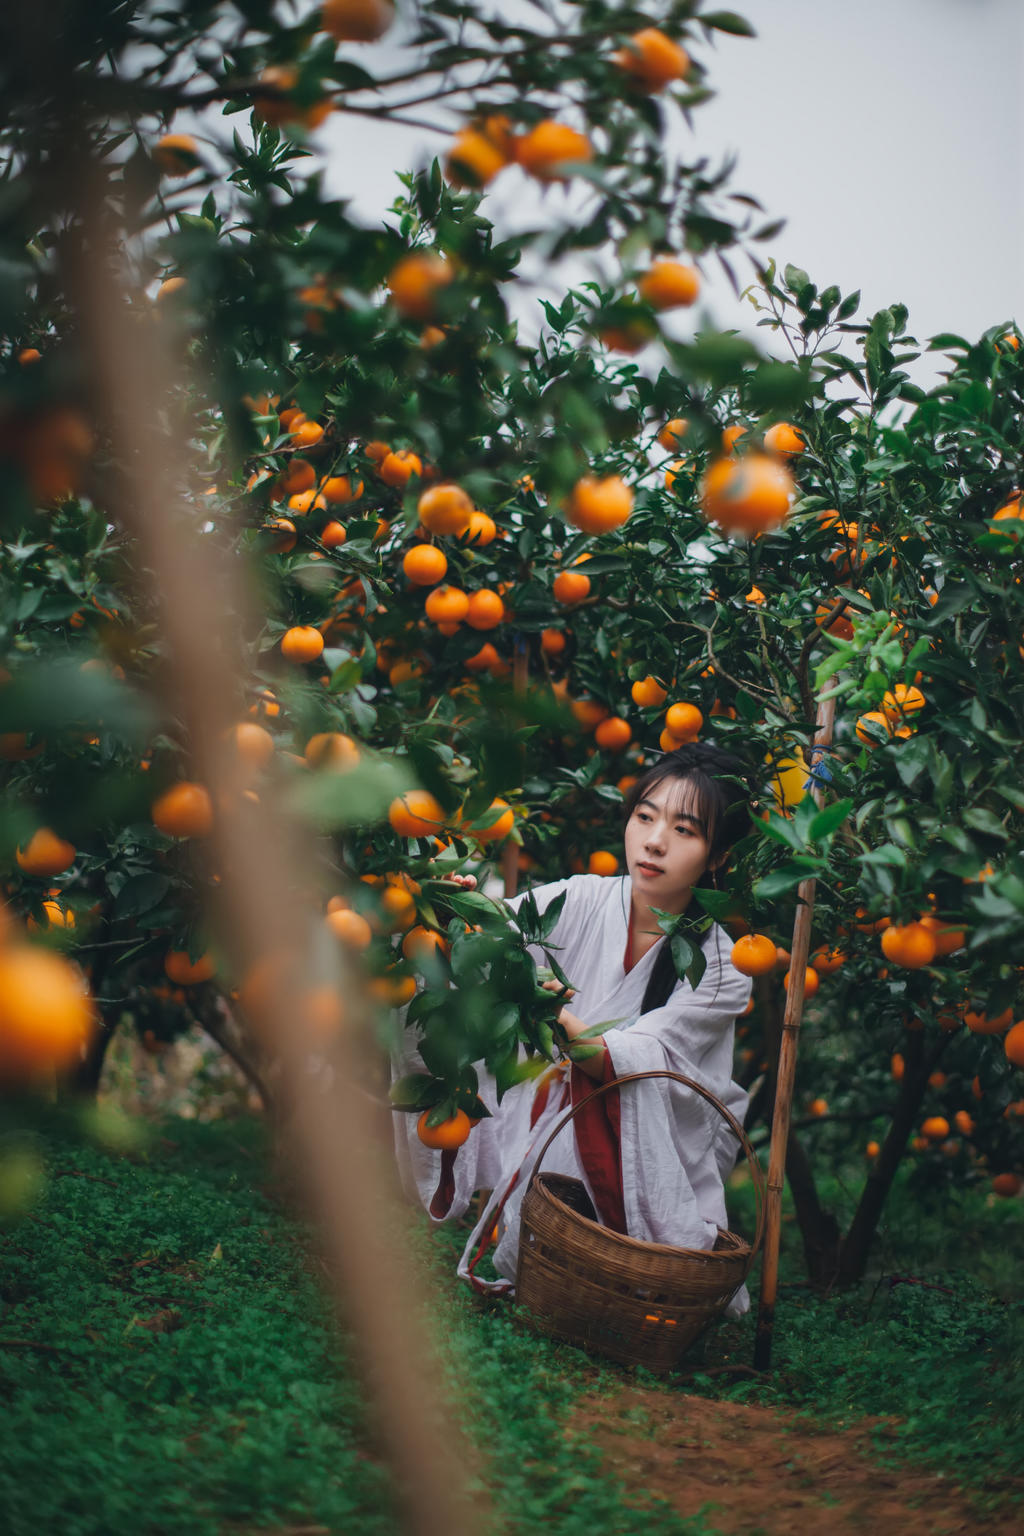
left=637, top=258, right=700, bottom=310
left=165, top=950, right=215, bottom=985
left=992, top=1173, right=1022, bottom=1198
left=389, top=791, right=446, bottom=838
left=320, top=520, right=347, bottom=549
left=15, top=828, right=76, bottom=878
left=153, top=133, right=201, bottom=176
left=921, top=1116, right=950, bottom=1142
left=288, top=489, right=327, bottom=516
left=152, top=782, right=213, bottom=838
left=881, top=683, right=925, bottom=721
left=320, top=0, right=395, bottom=43
left=657, top=418, right=688, bottom=450
left=815, top=600, right=854, bottom=641
left=730, top=933, right=777, bottom=977
left=403, top=926, right=449, bottom=965
left=567, top=474, right=634, bottom=534
left=919, top=914, right=965, bottom=956
left=763, top=422, right=805, bottom=457
left=228, top=722, right=275, bottom=771
left=465, top=589, right=505, bottom=630
left=416, top=1107, right=471, bottom=1150
left=290, top=420, right=325, bottom=449
left=855, top=710, right=892, bottom=746
left=326, top=907, right=373, bottom=949
left=570, top=697, right=610, bottom=732
left=425, top=585, right=470, bottom=625
left=403, top=544, right=448, bottom=585
left=631, top=675, right=667, bottom=708
left=446, top=128, right=507, bottom=188
left=516, top=121, right=593, bottom=181
left=0, top=946, right=93, bottom=1076
left=465, top=509, right=497, bottom=546
left=418, top=482, right=473, bottom=536
left=965, top=1005, right=1013, bottom=1035
left=155, top=276, right=187, bottom=304
left=721, top=424, right=747, bottom=453
left=810, top=947, right=846, bottom=975
left=891, top=1053, right=905, bottom=1081
left=594, top=716, right=631, bottom=752
left=370, top=972, right=417, bottom=1007
left=322, top=474, right=363, bottom=504
left=378, top=448, right=422, bottom=487
left=253, top=65, right=333, bottom=129
left=1003, top=1020, right=1024, bottom=1068
left=305, top=732, right=359, bottom=771
left=18, top=348, right=41, bottom=366
left=264, top=516, right=297, bottom=552
left=866, top=1141, right=881, bottom=1159
left=953, top=1110, right=975, bottom=1137
left=588, top=850, right=619, bottom=877
left=363, top=439, right=390, bottom=465
left=700, top=454, right=794, bottom=537
left=281, top=625, right=325, bottom=663
left=880, top=921, right=936, bottom=969
left=664, top=701, right=703, bottom=741
left=784, top=967, right=820, bottom=998
left=27, top=900, right=75, bottom=935
left=279, top=458, right=316, bottom=496
left=553, top=568, right=591, bottom=604
left=465, top=798, right=514, bottom=843
left=745, top=586, right=766, bottom=605
left=809, top=1097, right=828, bottom=1118
left=991, top=496, right=1022, bottom=541
left=388, top=252, right=453, bottom=321
left=540, top=627, right=567, bottom=655
left=614, top=28, right=690, bottom=91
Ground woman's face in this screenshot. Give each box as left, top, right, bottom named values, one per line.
left=624, top=775, right=717, bottom=913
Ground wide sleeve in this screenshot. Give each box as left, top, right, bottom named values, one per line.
left=602, top=925, right=752, bottom=1246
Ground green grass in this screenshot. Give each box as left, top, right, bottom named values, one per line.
left=1, top=1114, right=1022, bottom=1536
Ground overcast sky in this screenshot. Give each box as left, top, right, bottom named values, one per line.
left=313, top=0, right=1022, bottom=380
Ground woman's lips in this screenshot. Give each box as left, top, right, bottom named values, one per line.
left=637, top=861, right=664, bottom=876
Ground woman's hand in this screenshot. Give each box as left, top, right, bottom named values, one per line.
left=540, top=979, right=606, bottom=1078
left=438, top=872, right=477, bottom=890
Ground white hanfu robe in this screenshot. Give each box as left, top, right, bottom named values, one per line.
left=393, top=874, right=753, bottom=1312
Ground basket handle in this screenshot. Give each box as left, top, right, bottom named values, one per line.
left=527, top=1068, right=766, bottom=1256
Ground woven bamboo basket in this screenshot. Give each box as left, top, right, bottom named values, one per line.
left=515, top=1070, right=766, bottom=1372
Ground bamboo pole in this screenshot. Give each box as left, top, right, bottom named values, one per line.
left=70, top=197, right=480, bottom=1536
left=753, top=694, right=837, bottom=1372
left=501, top=635, right=530, bottom=898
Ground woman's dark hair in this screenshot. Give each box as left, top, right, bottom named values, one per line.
left=622, top=741, right=753, bottom=1014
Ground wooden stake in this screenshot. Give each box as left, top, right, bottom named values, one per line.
left=753, top=694, right=836, bottom=1372
left=501, top=635, right=530, bottom=899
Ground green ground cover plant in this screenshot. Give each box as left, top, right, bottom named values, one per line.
left=2, top=1116, right=1021, bottom=1536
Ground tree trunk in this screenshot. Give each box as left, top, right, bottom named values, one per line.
left=191, top=990, right=274, bottom=1111
left=837, top=1029, right=950, bottom=1285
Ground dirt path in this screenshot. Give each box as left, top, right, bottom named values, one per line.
left=570, top=1385, right=1021, bottom=1535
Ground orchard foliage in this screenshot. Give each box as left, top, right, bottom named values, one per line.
left=0, top=1, right=1022, bottom=1277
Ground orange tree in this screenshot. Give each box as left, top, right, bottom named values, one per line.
left=1, top=2, right=1023, bottom=1285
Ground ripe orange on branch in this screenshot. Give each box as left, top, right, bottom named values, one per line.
left=664, top=702, right=703, bottom=742
left=321, top=0, right=395, bottom=42
left=425, top=585, right=469, bottom=625
left=464, top=798, right=514, bottom=843
left=326, top=908, right=373, bottom=949
left=153, top=133, right=201, bottom=176
left=730, top=933, right=777, bottom=977
left=389, top=791, right=446, bottom=839
left=763, top=422, right=805, bottom=457
left=567, top=474, right=634, bottom=534
left=516, top=121, right=593, bottom=181
left=637, top=258, right=701, bottom=311
left=589, top=850, right=619, bottom=876
left=281, top=625, right=325, bottom=664
left=784, top=967, right=820, bottom=998
left=165, top=950, right=215, bottom=986
left=613, top=28, right=690, bottom=92
left=418, top=482, right=473, bottom=536
left=631, top=675, right=667, bottom=708
left=152, top=782, right=213, bottom=839
left=657, top=418, right=688, bottom=450
left=465, top=589, right=505, bottom=630
left=388, top=252, right=453, bottom=321
left=1004, top=1021, right=1024, bottom=1069
left=379, top=448, right=422, bottom=487
left=446, top=128, right=507, bottom=188
left=553, top=567, right=591, bottom=605
left=700, top=454, right=794, bottom=537
left=403, top=544, right=448, bottom=586
left=0, top=946, right=93, bottom=1076
left=16, top=828, right=76, bottom=878
left=417, top=1108, right=472, bottom=1150
left=880, top=921, right=936, bottom=969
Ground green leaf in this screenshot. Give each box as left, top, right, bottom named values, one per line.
left=388, top=1074, right=441, bottom=1111
left=753, top=861, right=820, bottom=899
left=670, top=931, right=708, bottom=991
left=113, top=873, right=171, bottom=919
left=700, top=11, right=757, bottom=37
left=807, top=798, right=854, bottom=843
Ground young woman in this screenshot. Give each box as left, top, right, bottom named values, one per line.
left=395, top=742, right=755, bottom=1309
